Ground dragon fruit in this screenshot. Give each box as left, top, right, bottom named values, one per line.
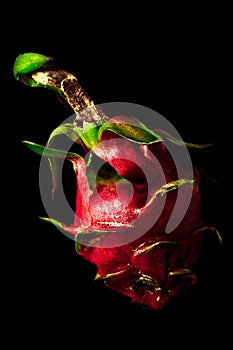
left=14, top=52, right=222, bottom=309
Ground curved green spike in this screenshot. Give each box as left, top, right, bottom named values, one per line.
left=23, top=140, right=83, bottom=199
left=39, top=216, right=78, bottom=234
left=13, top=52, right=52, bottom=80
left=22, top=140, right=83, bottom=160
left=193, top=225, right=223, bottom=245
left=98, top=116, right=162, bottom=144
left=155, top=129, right=212, bottom=148
left=133, top=241, right=179, bottom=256
left=74, top=229, right=118, bottom=253
left=101, top=268, right=130, bottom=280
left=144, top=178, right=195, bottom=209
left=45, top=123, right=86, bottom=198
left=47, top=123, right=81, bottom=145
left=169, top=269, right=194, bottom=276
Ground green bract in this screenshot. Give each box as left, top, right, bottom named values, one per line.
left=98, top=116, right=162, bottom=144
left=22, top=140, right=83, bottom=160
left=13, top=52, right=52, bottom=80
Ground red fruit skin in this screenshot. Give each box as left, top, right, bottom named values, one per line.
left=73, top=119, right=218, bottom=310
left=76, top=188, right=203, bottom=309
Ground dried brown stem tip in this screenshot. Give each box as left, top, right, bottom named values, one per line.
left=31, top=64, right=108, bottom=125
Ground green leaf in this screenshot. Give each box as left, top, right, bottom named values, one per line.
left=133, top=241, right=179, bottom=256
left=47, top=121, right=100, bottom=149
left=100, top=268, right=130, bottom=280
left=169, top=269, right=194, bottom=276
left=46, top=123, right=85, bottom=198
left=155, top=129, right=212, bottom=148
left=144, top=178, right=195, bottom=209
left=39, top=217, right=79, bottom=234
left=13, top=53, right=65, bottom=96
left=81, top=121, right=100, bottom=148
left=98, top=116, right=162, bottom=144
left=74, top=229, right=117, bottom=253
left=193, top=225, right=223, bottom=245
left=23, top=140, right=83, bottom=199
left=22, top=140, right=83, bottom=160
left=16, top=73, right=45, bottom=87
left=47, top=123, right=81, bottom=145
left=13, top=52, right=52, bottom=80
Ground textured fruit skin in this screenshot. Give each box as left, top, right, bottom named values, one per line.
left=73, top=120, right=217, bottom=310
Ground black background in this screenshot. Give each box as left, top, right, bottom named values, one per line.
left=3, top=1, right=232, bottom=346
